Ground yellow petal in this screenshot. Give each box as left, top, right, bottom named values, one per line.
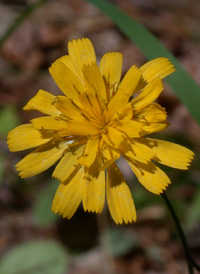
left=64, top=120, right=100, bottom=136
left=52, top=168, right=84, bottom=219
left=132, top=78, right=163, bottom=112
left=118, top=103, right=133, bottom=120
left=146, top=138, right=194, bottom=169
left=53, top=145, right=84, bottom=182
left=82, top=62, right=107, bottom=107
left=128, top=161, right=171, bottom=194
left=120, top=139, right=155, bottom=164
left=143, top=122, right=169, bottom=135
left=7, top=124, right=51, bottom=152
left=77, top=93, right=102, bottom=120
left=140, top=57, right=175, bottom=82
left=78, top=138, right=100, bottom=167
left=118, top=65, right=142, bottom=96
left=102, top=127, right=124, bottom=148
left=55, top=55, right=77, bottom=76
left=107, top=163, right=136, bottom=224
left=23, top=89, right=60, bottom=116
left=49, top=60, right=85, bottom=100
left=115, top=120, right=143, bottom=138
left=99, top=52, right=123, bottom=98
left=53, top=96, right=84, bottom=120
left=68, top=38, right=96, bottom=80
left=16, top=141, right=68, bottom=178
left=31, top=116, right=67, bottom=131
left=101, top=145, right=120, bottom=170
left=135, top=103, right=167, bottom=123
left=107, top=66, right=141, bottom=120
left=82, top=160, right=105, bottom=213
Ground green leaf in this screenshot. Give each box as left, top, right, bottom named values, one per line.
left=33, top=179, right=59, bottom=227
left=104, top=227, right=138, bottom=257
left=87, top=0, right=200, bottom=125
left=0, top=240, right=69, bottom=274
left=0, top=106, right=20, bottom=137
left=186, top=187, right=200, bottom=231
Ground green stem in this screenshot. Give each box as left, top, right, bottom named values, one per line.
left=0, top=0, right=49, bottom=49
left=162, top=192, right=196, bottom=274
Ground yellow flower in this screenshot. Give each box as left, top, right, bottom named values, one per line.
left=7, top=38, right=194, bottom=224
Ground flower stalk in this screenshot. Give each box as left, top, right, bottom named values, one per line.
left=162, top=192, right=200, bottom=274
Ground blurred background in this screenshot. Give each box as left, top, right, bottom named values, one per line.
left=0, top=0, right=200, bottom=273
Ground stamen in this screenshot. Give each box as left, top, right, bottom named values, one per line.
left=72, top=84, right=81, bottom=95
left=106, top=76, right=110, bottom=101
left=70, top=99, right=81, bottom=111
left=68, top=138, right=87, bottom=147
left=111, top=81, right=120, bottom=97
left=55, top=116, right=61, bottom=121
left=85, top=93, right=93, bottom=107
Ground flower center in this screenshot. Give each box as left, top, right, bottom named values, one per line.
left=100, top=125, right=108, bottom=134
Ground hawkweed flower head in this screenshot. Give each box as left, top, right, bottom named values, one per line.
left=7, top=38, right=194, bottom=224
